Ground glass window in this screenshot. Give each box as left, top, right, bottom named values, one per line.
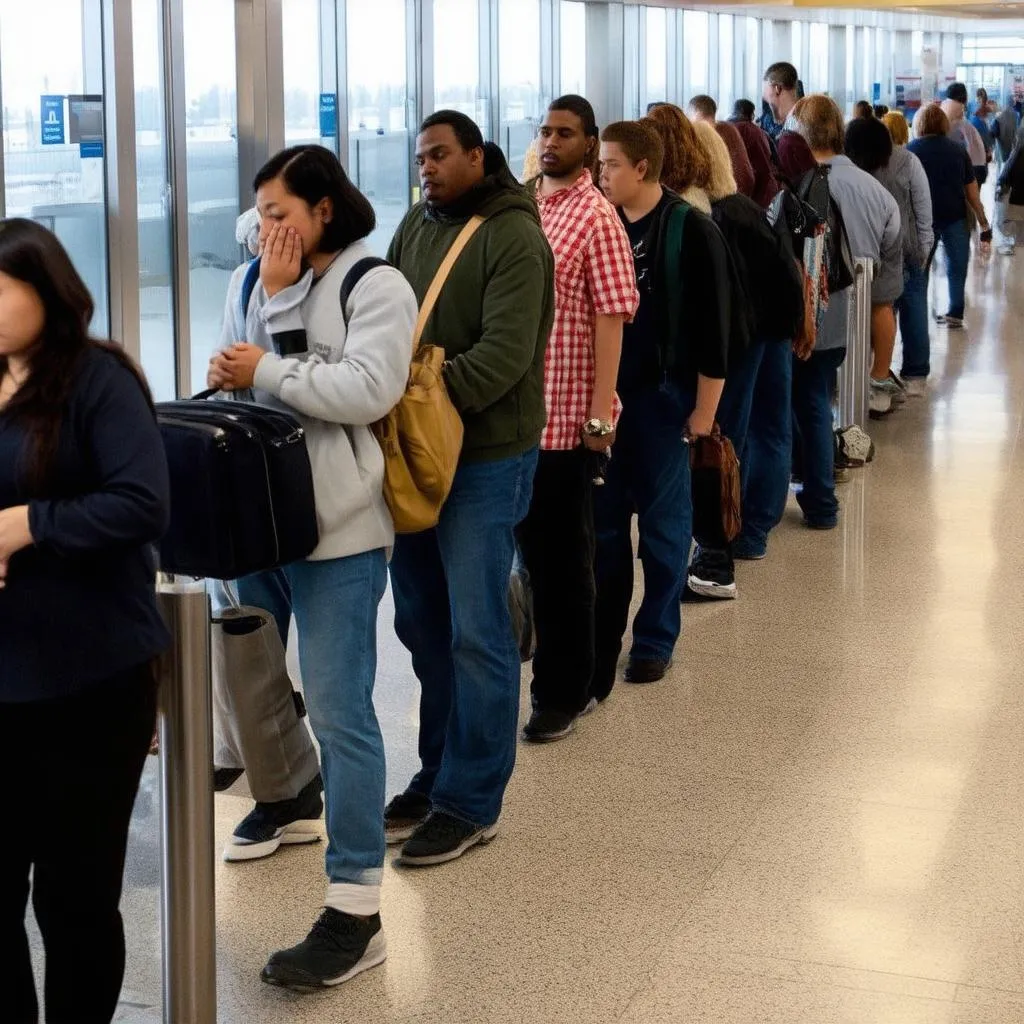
left=498, top=0, right=541, bottom=174
left=744, top=17, right=760, bottom=104
left=861, top=27, right=873, bottom=104
left=560, top=1, right=586, bottom=98
left=434, top=0, right=487, bottom=134
left=183, top=0, right=239, bottom=394
left=348, top=0, right=411, bottom=255
left=718, top=15, right=735, bottom=114
left=644, top=7, right=667, bottom=110
left=846, top=27, right=856, bottom=112
left=622, top=4, right=641, bottom=120
left=283, top=0, right=326, bottom=148
left=809, top=23, right=828, bottom=95
left=791, top=21, right=803, bottom=74
left=0, top=1, right=109, bottom=337
left=133, top=0, right=176, bottom=400
left=683, top=10, right=710, bottom=100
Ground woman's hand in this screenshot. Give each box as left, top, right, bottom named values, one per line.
left=0, top=505, right=33, bottom=589
left=686, top=408, right=716, bottom=438
left=260, top=224, right=303, bottom=297
left=207, top=353, right=232, bottom=391
left=214, top=344, right=265, bottom=391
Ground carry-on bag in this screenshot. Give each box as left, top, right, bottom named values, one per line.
left=688, top=425, right=742, bottom=547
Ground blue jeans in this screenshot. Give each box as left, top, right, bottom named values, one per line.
left=792, top=348, right=846, bottom=527
left=592, top=383, right=692, bottom=699
left=389, top=448, right=538, bottom=828
left=234, top=553, right=388, bottom=888
left=898, top=258, right=930, bottom=379
left=935, top=219, right=970, bottom=320
left=715, top=338, right=765, bottom=474
left=736, top=340, right=793, bottom=557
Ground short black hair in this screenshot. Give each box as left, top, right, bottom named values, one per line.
left=549, top=94, right=599, bottom=138
left=732, top=99, right=756, bottom=121
left=946, top=82, right=968, bottom=105
left=844, top=116, right=894, bottom=174
left=253, top=145, right=374, bottom=251
left=646, top=101, right=666, bottom=114
left=764, top=62, right=799, bottom=91
left=873, top=104, right=890, bottom=119
left=854, top=100, right=874, bottom=119
left=419, top=110, right=485, bottom=152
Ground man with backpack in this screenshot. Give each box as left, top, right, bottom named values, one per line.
left=385, top=111, right=555, bottom=866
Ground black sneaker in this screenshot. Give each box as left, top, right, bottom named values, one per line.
left=384, top=790, right=432, bottom=845
left=522, top=707, right=577, bottom=743
left=686, top=549, right=737, bottom=600
left=261, top=908, right=386, bottom=992
left=223, top=774, right=323, bottom=863
left=398, top=811, right=498, bottom=867
left=624, top=657, right=671, bottom=684
left=213, top=766, right=244, bottom=792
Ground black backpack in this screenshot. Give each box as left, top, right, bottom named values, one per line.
left=794, top=165, right=855, bottom=294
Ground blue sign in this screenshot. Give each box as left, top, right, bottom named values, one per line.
left=41, top=95, right=65, bottom=145
left=872, top=82, right=882, bottom=104
left=79, top=140, right=104, bottom=159
left=319, top=93, right=337, bottom=139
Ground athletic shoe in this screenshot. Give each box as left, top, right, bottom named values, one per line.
left=523, top=707, right=577, bottom=743
left=398, top=811, right=498, bottom=867
left=261, top=908, right=386, bottom=991
left=943, top=315, right=964, bottom=329
left=834, top=425, right=875, bottom=467
left=868, top=388, right=893, bottom=418
left=686, top=549, right=737, bottom=600
left=998, top=244, right=1015, bottom=256
left=384, top=790, right=432, bottom=845
left=871, top=376, right=906, bottom=405
left=903, top=377, right=928, bottom=398
left=223, top=775, right=323, bottom=863
left=624, top=657, right=671, bottom=684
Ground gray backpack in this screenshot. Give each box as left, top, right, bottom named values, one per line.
left=875, top=148, right=920, bottom=266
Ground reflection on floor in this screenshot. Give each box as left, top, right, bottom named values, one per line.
left=32, top=246, right=1024, bottom=1023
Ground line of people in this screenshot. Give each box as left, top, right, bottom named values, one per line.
left=3, top=59, right=994, bottom=1023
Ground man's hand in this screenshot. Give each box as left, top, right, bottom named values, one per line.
left=581, top=429, right=615, bottom=452
left=0, top=505, right=33, bottom=589
left=213, top=344, right=266, bottom=391
left=260, top=224, right=303, bottom=297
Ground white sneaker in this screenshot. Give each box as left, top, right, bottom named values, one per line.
left=868, top=389, right=893, bottom=418
left=998, top=244, right=1015, bottom=256
left=903, top=377, right=928, bottom=398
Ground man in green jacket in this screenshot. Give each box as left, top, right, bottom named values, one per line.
left=385, top=111, right=555, bottom=867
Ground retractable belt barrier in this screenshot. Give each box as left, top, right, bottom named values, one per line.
left=836, top=257, right=874, bottom=430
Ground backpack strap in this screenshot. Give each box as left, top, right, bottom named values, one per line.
left=239, top=257, right=261, bottom=324
left=662, top=201, right=690, bottom=377
left=339, top=256, right=392, bottom=325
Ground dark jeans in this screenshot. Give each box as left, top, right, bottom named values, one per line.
left=898, top=258, right=930, bottom=379
left=390, top=448, right=538, bottom=827
left=1, top=665, right=157, bottom=1024
left=736, top=339, right=794, bottom=557
left=517, top=448, right=598, bottom=716
left=935, top=219, right=971, bottom=320
left=592, top=383, right=692, bottom=701
left=792, top=347, right=847, bottom=526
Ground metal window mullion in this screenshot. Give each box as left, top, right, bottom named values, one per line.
left=550, top=0, right=562, bottom=99
left=336, top=0, right=350, bottom=171
left=0, top=12, right=6, bottom=218
left=540, top=0, right=556, bottom=110
left=320, top=0, right=339, bottom=154
left=101, top=0, right=141, bottom=359
left=666, top=9, right=681, bottom=108
left=708, top=13, right=719, bottom=100
left=419, top=0, right=435, bottom=118
left=637, top=6, right=648, bottom=108
left=406, top=0, right=419, bottom=204
left=486, top=0, right=500, bottom=146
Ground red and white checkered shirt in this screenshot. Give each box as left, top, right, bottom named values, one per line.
left=535, top=172, right=639, bottom=451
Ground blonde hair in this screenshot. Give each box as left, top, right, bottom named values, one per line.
left=692, top=121, right=737, bottom=201
left=521, top=138, right=541, bottom=183
left=882, top=111, right=909, bottom=147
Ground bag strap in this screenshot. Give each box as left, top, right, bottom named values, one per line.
left=339, top=256, right=391, bottom=325
left=413, top=214, right=486, bottom=348
left=663, top=202, right=690, bottom=376
left=239, top=257, right=261, bottom=324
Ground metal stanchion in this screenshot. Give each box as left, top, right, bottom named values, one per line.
left=836, top=257, right=874, bottom=428
left=156, top=577, right=217, bottom=1024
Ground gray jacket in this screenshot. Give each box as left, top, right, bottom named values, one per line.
left=875, top=145, right=934, bottom=268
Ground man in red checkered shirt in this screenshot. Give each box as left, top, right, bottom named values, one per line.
left=516, top=95, right=640, bottom=744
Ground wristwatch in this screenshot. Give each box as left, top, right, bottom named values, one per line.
left=582, top=418, right=614, bottom=438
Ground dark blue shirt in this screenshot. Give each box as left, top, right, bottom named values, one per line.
left=0, top=346, right=170, bottom=702
left=907, top=134, right=976, bottom=231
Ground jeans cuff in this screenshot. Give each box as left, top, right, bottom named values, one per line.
left=325, top=881, right=382, bottom=916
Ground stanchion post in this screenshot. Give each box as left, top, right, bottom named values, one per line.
left=156, top=577, right=217, bottom=1024
left=836, top=257, right=873, bottom=429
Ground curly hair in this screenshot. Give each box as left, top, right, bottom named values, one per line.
left=640, top=104, right=711, bottom=194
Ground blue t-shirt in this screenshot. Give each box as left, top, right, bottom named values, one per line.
left=907, top=135, right=976, bottom=231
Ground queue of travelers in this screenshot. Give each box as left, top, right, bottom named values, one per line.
left=2, top=54, right=1006, bottom=1021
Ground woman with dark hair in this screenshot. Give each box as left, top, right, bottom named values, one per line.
left=209, top=144, right=418, bottom=991
left=854, top=100, right=875, bottom=120
left=0, top=219, right=170, bottom=1023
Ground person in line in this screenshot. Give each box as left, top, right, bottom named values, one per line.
left=208, top=145, right=417, bottom=990
left=385, top=112, right=554, bottom=857
left=788, top=95, right=900, bottom=530
left=944, top=84, right=989, bottom=188
left=761, top=62, right=801, bottom=142
left=842, top=117, right=909, bottom=418
left=641, top=103, right=713, bottom=213
left=592, top=121, right=729, bottom=696
left=854, top=101, right=875, bottom=120
left=731, top=99, right=757, bottom=123
left=909, top=104, right=990, bottom=335
left=517, top=95, right=638, bottom=739
left=995, top=130, right=1024, bottom=256
left=0, top=219, right=170, bottom=1024
left=969, top=88, right=995, bottom=165
left=992, top=95, right=1020, bottom=172
left=873, top=105, right=890, bottom=119
left=688, top=93, right=756, bottom=200
left=685, top=121, right=804, bottom=595
left=879, top=112, right=935, bottom=400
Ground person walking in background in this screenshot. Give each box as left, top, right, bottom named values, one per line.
left=945, top=83, right=989, bottom=188
left=992, top=95, right=1021, bottom=173
left=995, top=131, right=1024, bottom=256
left=0, top=219, right=170, bottom=1024
left=688, top=94, right=756, bottom=200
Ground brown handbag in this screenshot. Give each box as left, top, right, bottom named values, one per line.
left=688, top=424, right=742, bottom=546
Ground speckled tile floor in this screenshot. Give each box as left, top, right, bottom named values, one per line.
left=30, top=246, right=1024, bottom=1023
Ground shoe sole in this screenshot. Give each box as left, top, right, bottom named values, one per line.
left=523, top=719, right=577, bottom=743
left=686, top=575, right=738, bottom=600
left=223, top=819, right=322, bottom=863
left=261, top=931, right=388, bottom=992
left=733, top=551, right=766, bottom=561
left=385, top=820, right=428, bottom=846
left=624, top=667, right=670, bottom=684
left=397, top=825, right=499, bottom=867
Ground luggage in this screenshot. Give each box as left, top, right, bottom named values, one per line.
left=795, top=164, right=855, bottom=294
left=157, top=396, right=318, bottom=579
left=688, top=425, right=742, bottom=547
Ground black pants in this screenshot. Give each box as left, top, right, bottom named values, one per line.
left=516, top=448, right=597, bottom=715
left=0, top=664, right=157, bottom=1024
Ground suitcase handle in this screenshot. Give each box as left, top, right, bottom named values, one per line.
left=191, top=388, right=219, bottom=402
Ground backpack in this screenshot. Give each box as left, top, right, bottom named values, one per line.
left=795, top=164, right=855, bottom=295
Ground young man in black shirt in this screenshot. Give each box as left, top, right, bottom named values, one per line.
left=589, top=121, right=730, bottom=700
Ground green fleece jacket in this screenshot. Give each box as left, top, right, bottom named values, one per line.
left=388, top=144, right=555, bottom=463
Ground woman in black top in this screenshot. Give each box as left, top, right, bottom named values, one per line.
left=0, top=219, right=170, bottom=1024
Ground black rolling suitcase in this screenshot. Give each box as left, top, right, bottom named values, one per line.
left=156, top=394, right=319, bottom=579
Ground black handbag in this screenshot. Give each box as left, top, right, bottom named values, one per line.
left=156, top=393, right=318, bottom=579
